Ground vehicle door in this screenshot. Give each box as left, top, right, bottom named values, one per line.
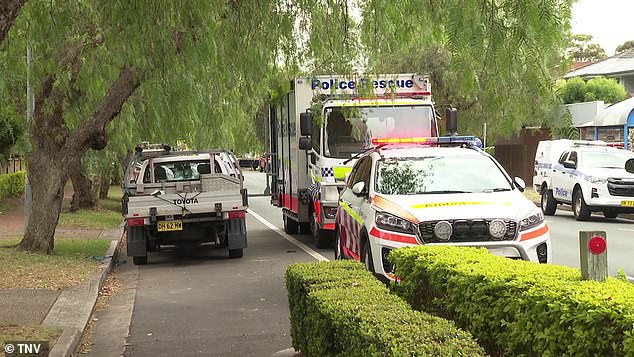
left=553, top=151, right=575, bottom=201
left=339, top=157, right=372, bottom=256
left=562, top=150, right=579, bottom=202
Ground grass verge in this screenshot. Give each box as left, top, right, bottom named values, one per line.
left=0, top=238, right=110, bottom=289
left=58, top=186, right=122, bottom=230
left=0, top=325, right=62, bottom=346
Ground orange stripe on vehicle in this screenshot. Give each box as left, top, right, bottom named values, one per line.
left=520, top=224, right=549, bottom=241
left=372, top=195, right=420, bottom=224
left=369, top=227, right=418, bottom=245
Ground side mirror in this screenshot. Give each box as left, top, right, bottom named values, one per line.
left=352, top=181, right=366, bottom=196
left=563, top=160, right=576, bottom=169
left=300, top=111, right=313, bottom=136
left=299, top=136, right=312, bottom=151
left=626, top=158, right=634, bottom=174
left=513, top=177, right=525, bottom=192
left=445, top=108, right=458, bottom=135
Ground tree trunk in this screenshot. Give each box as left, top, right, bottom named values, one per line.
left=98, top=174, right=110, bottom=199
left=69, top=159, right=97, bottom=211
left=18, top=149, right=66, bottom=254
left=0, top=0, right=27, bottom=43
left=19, top=65, right=139, bottom=254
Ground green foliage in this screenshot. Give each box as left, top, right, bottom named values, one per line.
left=584, top=77, right=628, bottom=103
left=389, top=246, right=634, bottom=356
left=0, top=171, right=25, bottom=199
left=569, top=34, right=608, bottom=62
left=0, top=100, right=24, bottom=160
left=285, top=260, right=485, bottom=356
left=376, top=161, right=420, bottom=195
left=551, top=109, right=580, bottom=140
left=557, top=76, right=627, bottom=104
left=616, top=40, right=634, bottom=54
left=359, top=0, right=574, bottom=141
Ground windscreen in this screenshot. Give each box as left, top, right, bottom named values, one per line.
left=324, top=105, right=434, bottom=158
left=581, top=150, right=634, bottom=169
left=375, top=155, right=512, bottom=195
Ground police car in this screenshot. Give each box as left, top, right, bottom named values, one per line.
left=540, top=143, right=634, bottom=220
left=334, top=136, right=550, bottom=281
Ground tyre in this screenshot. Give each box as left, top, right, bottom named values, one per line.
left=283, top=215, right=299, bottom=234
left=541, top=187, right=557, bottom=216
left=603, top=211, right=618, bottom=219
left=334, top=227, right=346, bottom=260
left=299, top=222, right=311, bottom=234
left=573, top=189, right=591, bottom=221
left=229, top=248, right=244, bottom=258
left=311, top=213, right=332, bottom=249
left=132, top=256, right=148, bottom=265
left=361, top=238, right=375, bottom=274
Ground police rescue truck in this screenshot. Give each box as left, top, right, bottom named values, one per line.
left=267, top=74, right=445, bottom=247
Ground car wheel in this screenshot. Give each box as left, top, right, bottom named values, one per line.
left=334, top=227, right=346, bottom=260
left=132, top=256, right=147, bottom=265
left=573, top=189, right=591, bottom=221
left=283, top=215, right=299, bottom=234
left=311, top=212, right=332, bottom=249
left=603, top=210, right=618, bottom=219
left=229, top=248, right=244, bottom=258
left=541, top=186, right=557, bottom=216
left=361, top=238, right=375, bottom=274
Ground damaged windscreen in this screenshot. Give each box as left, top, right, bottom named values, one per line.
left=324, top=105, right=434, bottom=159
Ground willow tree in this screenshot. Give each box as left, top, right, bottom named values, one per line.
left=2, top=0, right=310, bottom=253
left=359, top=0, right=574, bottom=140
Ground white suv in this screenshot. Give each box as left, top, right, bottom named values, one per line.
left=334, top=139, right=551, bottom=281
left=540, top=145, right=634, bottom=220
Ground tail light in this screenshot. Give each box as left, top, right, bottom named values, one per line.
left=228, top=211, right=246, bottom=219
left=127, top=218, right=145, bottom=226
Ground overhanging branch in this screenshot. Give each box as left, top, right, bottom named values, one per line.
left=65, top=65, right=140, bottom=156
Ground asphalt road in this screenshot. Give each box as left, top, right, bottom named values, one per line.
left=546, top=209, right=634, bottom=278
left=87, top=170, right=633, bottom=357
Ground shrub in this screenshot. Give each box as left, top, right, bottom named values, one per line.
left=285, top=260, right=485, bottom=356
left=390, top=246, right=634, bottom=356
left=0, top=171, right=25, bottom=200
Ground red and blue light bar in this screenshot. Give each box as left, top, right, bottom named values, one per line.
left=371, top=135, right=478, bottom=146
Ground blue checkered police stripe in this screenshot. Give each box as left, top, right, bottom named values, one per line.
left=321, top=167, right=334, bottom=177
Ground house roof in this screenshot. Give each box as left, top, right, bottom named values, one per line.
left=564, top=49, right=634, bottom=78
left=593, top=97, right=634, bottom=126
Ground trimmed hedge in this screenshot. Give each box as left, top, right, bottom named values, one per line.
left=390, top=246, right=634, bottom=356
left=285, top=260, right=485, bottom=356
left=0, top=171, right=25, bottom=200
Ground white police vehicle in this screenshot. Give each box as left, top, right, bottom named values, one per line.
left=539, top=143, right=634, bottom=220
left=334, top=136, right=551, bottom=281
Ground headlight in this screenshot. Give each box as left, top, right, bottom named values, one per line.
left=375, top=212, right=414, bottom=234
left=520, top=210, right=544, bottom=231
left=589, top=176, right=607, bottom=184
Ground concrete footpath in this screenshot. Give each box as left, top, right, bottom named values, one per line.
left=0, top=228, right=123, bottom=357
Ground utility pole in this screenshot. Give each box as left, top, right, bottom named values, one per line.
left=483, top=122, right=487, bottom=148
left=24, top=47, right=34, bottom=234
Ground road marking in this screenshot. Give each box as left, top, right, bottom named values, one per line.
left=247, top=209, right=329, bottom=262
left=617, top=228, right=634, bottom=232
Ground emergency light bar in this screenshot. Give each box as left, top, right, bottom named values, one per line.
left=571, top=140, right=607, bottom=147
left=371, top=136, right=478, bottom=146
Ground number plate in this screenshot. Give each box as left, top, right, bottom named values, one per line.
left=621, top=200, right=634, bottom=207
left=157, top=220, right=183, bottom=232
